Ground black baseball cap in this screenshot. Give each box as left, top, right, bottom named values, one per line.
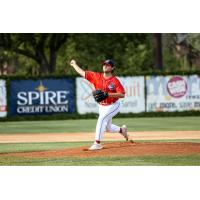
left=103, top=59, right=114, bottom=67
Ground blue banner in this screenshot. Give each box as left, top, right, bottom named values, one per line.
left=9, top=79, right=75, bottom=116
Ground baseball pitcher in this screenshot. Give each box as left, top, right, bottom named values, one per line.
left=70, top=59, right=128, bottom=150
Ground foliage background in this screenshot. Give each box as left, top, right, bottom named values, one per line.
left=1, top=33, right=200, bottom=76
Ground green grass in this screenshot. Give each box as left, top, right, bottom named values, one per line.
left=0, top=142, right=91, bottom=154
left=0, top=116, right=200, bottom=134
left=1, top=155, right=200, bottom=166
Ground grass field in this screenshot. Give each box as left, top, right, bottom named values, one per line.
left=0, top=116, right=200, bottom=166
left=0, top=116, right=200, bottom=134
left=1, top=152, right=200, bottom=166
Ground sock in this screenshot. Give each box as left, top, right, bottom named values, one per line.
left=119, top=128, right=122, bottom=133
left=96, top=140, right=101, bottom=144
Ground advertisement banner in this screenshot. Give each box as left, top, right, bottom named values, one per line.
left=9, top=79, right=75, bottom=116
left=0, top=80, right=7, bottom=117
left=76, top=77, right=98, bottom=114
left=146, top=75, right=200, bottom=112
left=76, top=76, right=145, bottom=114
left=119, top=76, right=145, bottom=113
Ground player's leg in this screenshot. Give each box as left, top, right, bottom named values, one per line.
left=106, top=119, right=120, bottom=132
left=95, top=102, right=120, bottom=141
left=89, top=102, right=120, bottom=150
left=106, top=118, right=129, bottom=141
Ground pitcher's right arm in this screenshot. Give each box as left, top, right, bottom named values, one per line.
left=69, top=59, right=85, bottom=77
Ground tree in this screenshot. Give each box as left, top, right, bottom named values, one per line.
left=0, top=33, right=155, bottom=75
left=153, top=33, right=163, bottom=70
left=66, top=33, right=153, bottom=74
left=0, top=52, right=7, bottom=74
left=0, top=33, right=68, bottom=74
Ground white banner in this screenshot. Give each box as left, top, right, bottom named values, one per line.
left=119, top=76, right=145, bottom=113
left=146, top=75, right=200, bottom=112
left=76, top=76, right=145, bottom=114
left=76, top=77, right=98, bottom=114
left=0, top=80, right=7, bottom=117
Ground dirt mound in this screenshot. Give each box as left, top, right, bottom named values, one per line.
left=2, top=142, right=200, bottom=158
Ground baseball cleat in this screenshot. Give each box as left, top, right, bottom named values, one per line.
left=121, top=125, right=129, bottom=141
left=89, top=142, right=103, bottom=151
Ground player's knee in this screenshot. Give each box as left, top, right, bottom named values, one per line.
left=106, top=128, right=111, bottom=132
left=98, top=116, right=105, bottom=122
left=98, top=116, right=109, bottom=124
left=106, top=125, right=111, bottom=132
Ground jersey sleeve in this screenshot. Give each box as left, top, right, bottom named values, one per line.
left=85, top=71, right=98, bottom=84
left=115, top=78, right=125, bottom=94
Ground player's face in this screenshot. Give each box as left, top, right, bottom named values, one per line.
left=103, top=64, right=113, bottom=73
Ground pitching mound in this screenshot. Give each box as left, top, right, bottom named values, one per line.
left=2, top=141, right=200, bottom=158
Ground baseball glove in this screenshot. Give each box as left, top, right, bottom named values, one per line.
left=93, top=90, right=109, bottom=103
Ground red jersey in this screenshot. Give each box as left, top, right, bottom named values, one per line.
left=85, top=71, right=125, bottom=105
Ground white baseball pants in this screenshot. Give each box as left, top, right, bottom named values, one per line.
left=95, top=101, right=121, bottom=141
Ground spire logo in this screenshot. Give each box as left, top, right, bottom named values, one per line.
left=10, top=79, right=75, bottom=115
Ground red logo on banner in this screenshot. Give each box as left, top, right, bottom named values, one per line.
left=0, top=106, right=7, bottom=112
left=167, top=76, right=187, bottom=98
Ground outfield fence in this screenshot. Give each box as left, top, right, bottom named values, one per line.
left=0, top=74, right=200, bottom=119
